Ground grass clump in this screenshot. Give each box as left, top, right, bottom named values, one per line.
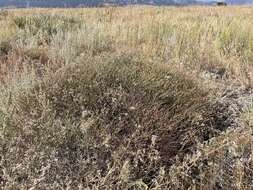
left=13, top=14, right=82, bottom=44
left=1, top=53, right=222, bottom=189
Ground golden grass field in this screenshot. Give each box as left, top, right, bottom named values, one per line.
left=0, top=6, right=253, bottom=189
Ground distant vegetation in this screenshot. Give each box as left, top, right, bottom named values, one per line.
left=0, top=6, right=253, bottom=189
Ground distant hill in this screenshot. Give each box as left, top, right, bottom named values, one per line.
left=0, top=0, right=252, bottom=7
left=0, top=0, right=197, bottom=8
left=229, top=0, right=253, bottom=4
left=0, top=0, right=171, bottom=7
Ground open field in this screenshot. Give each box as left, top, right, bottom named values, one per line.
left=0, top=6, right=253, bottom=189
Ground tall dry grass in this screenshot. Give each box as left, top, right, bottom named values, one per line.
left=0, top=6, right=253, bottom=190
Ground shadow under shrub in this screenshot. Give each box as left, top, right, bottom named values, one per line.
left=0, top=40, right=12, bottom=56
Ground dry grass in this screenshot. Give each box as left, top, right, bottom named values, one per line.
left=0, top=6, right=253, bottom=190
